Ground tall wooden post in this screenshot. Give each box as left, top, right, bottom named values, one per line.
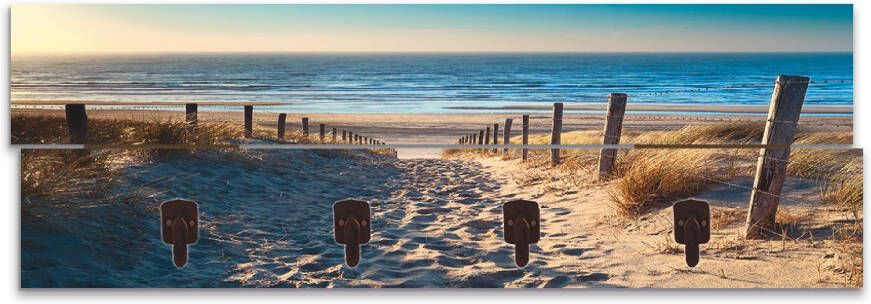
left=319, top=124, right=326, bottom=143
left=302, top=117, right=309, bottom=137
left=477, top=130, right=484, bottom=145
left=332, top=127, right=337, bottom=143
left=597, top=93, right=628, bottom=180
left=342, top=130, right=347, bottom=142
left=277, top=113, right=287, bottom=140
left=65, top=104, right=88, bottom=144
left=185, top=103, right=198, bottom=129
left=550, top=103, right=564, bottom=165
left=503, top=118, right=513, bottom=156
left=744, top=75, right=809, bottom=239
left=244, top=105, right=253, bottom=138
left=522, top=115, right=529, bottom=161
left=485, top=127, right=491, bottom=145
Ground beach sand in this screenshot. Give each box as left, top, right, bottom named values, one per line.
left=21, top=148, right=860, bottom=288
left=10, top=108, right=853, bottom=158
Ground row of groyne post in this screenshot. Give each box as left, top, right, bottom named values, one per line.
left=455, top=75, right=810, bottom=240
left=64, top=103, right=390, bottom=148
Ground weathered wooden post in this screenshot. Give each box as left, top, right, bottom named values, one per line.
left=493, top=123, right=499, bottom=153
left=302, top=117, right=309, bottom=137
left=472, top=133, right=478, bottom=145
left=478, top=130, right=484, bottom=145
left=244, top=105, right=253, bottom=138
left=550, top=103, right=564, bottom=165
left=319, top=124, right=326, bottom=143
left=185, top=103, right=198, bottom=129
left=503, top=118, right=513, bottom=156
left=65, top=104, right=88, bottom=144
left=332, top=127, right=337, bottom=143
left=522, top=115, right=529, bottom=161
left=597, top=93, right=628, bottom=180
left=744, top=75, right=809, bottom=239
left=485, top=127, right=491, bottom=145
left=277, top=113, right=287, bottom=140
left=342, top=130, right=347, bottom=142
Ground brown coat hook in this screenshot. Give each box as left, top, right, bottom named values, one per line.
left=503, top=200, right=540, bottom=267
left=673, top=199, right=710, bottom=267
left=160, top=199, right=199, bottom=268
left=333, top=199, right=371, bottom=267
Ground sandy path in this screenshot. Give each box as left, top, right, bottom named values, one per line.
left=476, top=157, right=858, bottom=288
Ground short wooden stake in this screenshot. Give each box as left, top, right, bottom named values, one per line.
left=342, top=130, right=347, bottom=142
left=185, top=103, right=198, bottom=129
left=332, top=127, right=337, bottom=142
left=503, top=118, right=513, bottom=156
left=744, top=75, right=809, bottom=239
left=302, top=117, right=309, bottom=137
left=244, top=105, right=253, bottom=138
left=277, top=113, right=287, bottom=140
left=319, top=124, right=326, bottom=143
left=493, top=123, right=499, bottom=153
left=597, top=93, right=628, bottom=180
left=65, top=104, right=88, bottom=144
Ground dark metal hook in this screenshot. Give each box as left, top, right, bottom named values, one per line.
left=334, top=199, right=371, bottom=268
left=673, top=199, right=710, bottom=268
left=503, top=200, right=540, bottom=268
left=160, top=199, right=198, bottom=268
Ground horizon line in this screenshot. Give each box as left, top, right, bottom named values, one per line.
left=12, top=50, right=855, bottom=56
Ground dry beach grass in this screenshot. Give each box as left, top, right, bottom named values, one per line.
left=444, top=122, right=862, bottom=287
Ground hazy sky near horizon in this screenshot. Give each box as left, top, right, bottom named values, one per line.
left=12, top=4, right=853, bottom=54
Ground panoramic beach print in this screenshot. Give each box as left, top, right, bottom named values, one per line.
left=13, top=4, right=862, bottom=288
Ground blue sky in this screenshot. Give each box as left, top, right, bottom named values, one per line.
left=12, top=4, right=853, bottom=53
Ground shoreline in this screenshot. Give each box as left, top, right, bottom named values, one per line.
left=444, top=103, right=853, bottom=114
left=10, top=100, right=853, bottom=116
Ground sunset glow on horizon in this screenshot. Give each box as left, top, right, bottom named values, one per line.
left=12, top=4, right=853, bottom=54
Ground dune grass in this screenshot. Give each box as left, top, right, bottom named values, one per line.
left=18, top=115, right=396, bottom=220
left=444, top=122, right=856, bottom=217
left=12, top=115, right=300, bottom=145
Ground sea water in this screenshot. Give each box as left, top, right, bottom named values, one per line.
left=11, top=53, right=853, bottom=113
